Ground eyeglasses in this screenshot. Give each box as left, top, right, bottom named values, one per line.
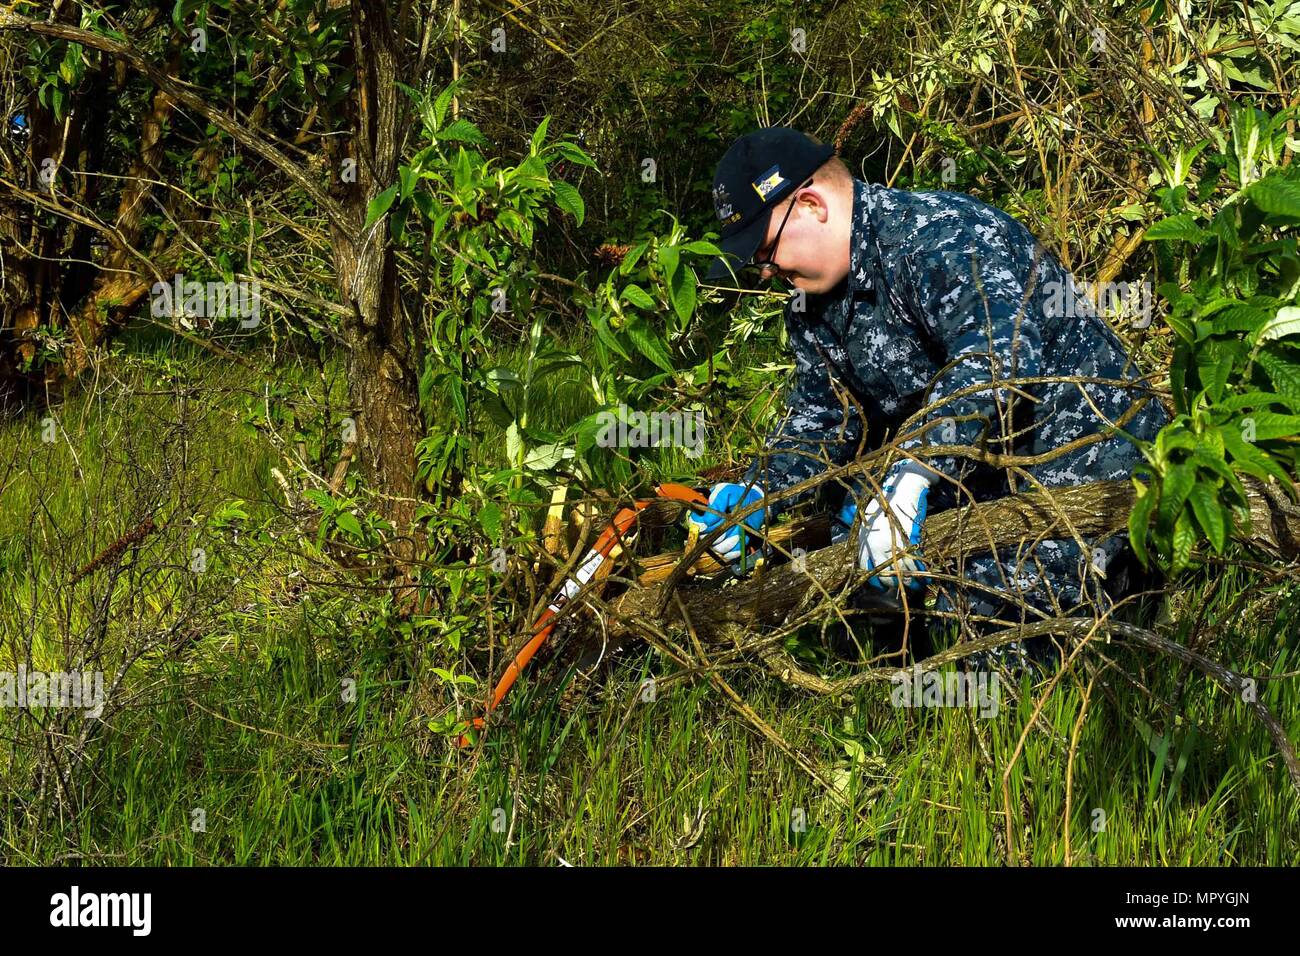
left=750, top=177, right=814, bottom=278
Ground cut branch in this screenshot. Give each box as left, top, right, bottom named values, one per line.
left=612, top=475, right=1300, bottom=644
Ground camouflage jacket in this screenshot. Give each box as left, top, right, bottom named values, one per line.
left=744, top=177, right=1154, bottom=520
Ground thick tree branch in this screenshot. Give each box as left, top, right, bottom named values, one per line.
left=613, top=475, right=1300, bottom=642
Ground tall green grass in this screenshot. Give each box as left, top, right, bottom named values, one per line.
left=2, top=335, right=1297, bottom=865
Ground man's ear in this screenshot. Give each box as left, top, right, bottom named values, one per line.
left=800, top=187, right=831, bottom=223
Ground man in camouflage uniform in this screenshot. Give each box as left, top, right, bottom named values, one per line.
left=688, top=127, right=1170, bottom=668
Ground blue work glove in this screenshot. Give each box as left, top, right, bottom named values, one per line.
left=847, top=460, right=935, bottom=592
left=684, top=482, right=766, bottom=564
left=832, top=497, right=858, bottom=544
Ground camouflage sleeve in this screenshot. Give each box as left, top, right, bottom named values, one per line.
left=743, top=303, right=863, bottom=521
left=896, top=230, right=1044, bottom=482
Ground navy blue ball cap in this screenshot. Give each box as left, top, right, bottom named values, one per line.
left=705, top=127, right=836, bottom=283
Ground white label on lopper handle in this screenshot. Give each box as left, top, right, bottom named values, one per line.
left=547, top=547, right=608, bottom=614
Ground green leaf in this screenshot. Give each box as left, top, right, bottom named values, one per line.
left=446, top=373, right=466, bottom=422
left=1167, top=309, right=1197, bottom=345
left=451, top=147, right=472, bottom=194
left=1220, top=424, right=1296, bottom=486
left=304, top=489, right=334, bottom=511
left=528, top=314, right=544, bottom=356
left=398, top=165, right=418, bottom=201
left=335, top=511, right=363, bottom=538
left=1257, top=348, right=1300, bottom=406
left=1221, top=61, right=1272, bottom=91
left=658, top=244, right=680, bottom=290
left=212, top=500, right=249, bottom=525
left=1209, top=205, right=1241, bottom=251
left=552, top=181, right=584, bottom=226
left=670, top=264, right=698, bottom=326
left=1255, top=305, right=1300, bottom=344
left=433, top=81, right=460, bottom=131
left=1187, top=481, right=1227, bottom=552
left=481, top=392, right=515, bottom=429
left=1211, top=304, right=1273, bottom=335
left=1128, top=484, right=1159, bottom=568
left=1194, top=421, right=1226, bottom=459
left=524, top=442, right=574, bottom=471
left=624, top=313, right=675, bottom=373
left=1196, top=296, right=1242, bottom=319
left=682, top=240, right=723, bottom=256
left=619, top=240, right=651, bottom=276
left=1157, top=461, right=1196, bottom=530
left=1246, top=173, right=1300, bottom=217
left=1144, top=214, right=1207, bottom=242
left=1189, top=445, right=1239, bottom=489
left=533, top=353, right=584, bottom=382
left=1237, top=411, right=1300, bottom=441
left=363, top=185, right=398, bottom=232
left=505, top=423, right=522, bottom=465
left=574, top=410, right=610, bottom=455
left=439, top=121, right=488, bottom=151
left=1156, top=426, right=1199, bottom=458
left=1217, top=390, right=1295, bottom=412
left=530, top=115, right=552, bottom=155
left=479, top=501, right=502, bottom=540
left=555, top=141, right=598, bottom=168
left=391, top=203, right=409, bottom=246
left=1194, top=337, right=1237, bottom=402
left=514, top=155, right=550, bottom=189
left=485, top=366, right=521, bottom=389
left=1135, top=718, right=1173, bottom=789
left=1231, top=107, right=1265, bottom=187
left=1171, top=508, right=1197, bottom=574
left=589, top=309, right=631, bottom=362
left=621, top=283, right=656, bottom=309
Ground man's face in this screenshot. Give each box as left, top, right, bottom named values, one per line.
left=751, top=182, right=850, bottom=295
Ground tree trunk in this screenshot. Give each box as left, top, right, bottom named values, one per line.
left=0, top=9, right=179, bottom=401
left=326, top=0, right=426, bottom=561
left=0, top=5, right=431, bottom=561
